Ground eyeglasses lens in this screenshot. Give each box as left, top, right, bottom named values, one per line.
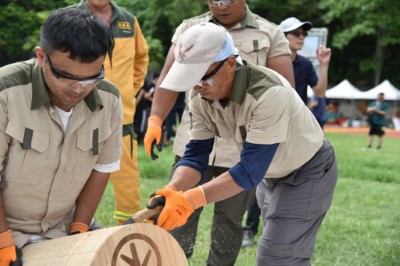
left=210, top=0, right=237, bottom=7
left=46, top=55, right=104, bottom=88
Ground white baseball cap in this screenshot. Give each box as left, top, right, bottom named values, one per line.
left=160, top=22, right=236, bottom=92
left=279, top=17, right=312, bottom=33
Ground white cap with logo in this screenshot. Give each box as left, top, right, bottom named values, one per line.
left=160, top=22, right=236, bottom=92
left=279, top=17, right=312, bottom=33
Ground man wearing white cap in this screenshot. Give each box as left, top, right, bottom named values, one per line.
left=279, top=17, right=331, bottom=105
left=143, top=1, right=294, bottom=264
left=146, top=22, right=338, bottom=265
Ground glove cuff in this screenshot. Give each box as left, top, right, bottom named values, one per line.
left=0, top=229, right=14, bottom=249
left=165, top=184, right=177, bottom=191
left=148, top=115, right=163, bottom=128
left=70, top=222, right=89, bottom=234
left=184, top=186, right=207, bottom=209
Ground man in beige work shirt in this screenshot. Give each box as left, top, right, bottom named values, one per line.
left=0, top=8, right=122, bottom=265
left=145, top=22, right=338, bottom=266
left=143, top=1, right=293, bottom=264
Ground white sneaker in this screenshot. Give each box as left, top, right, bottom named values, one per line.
left=241, top=230, right=254, bottom=248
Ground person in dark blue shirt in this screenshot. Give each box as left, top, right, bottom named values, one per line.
left=279, top=17, right=331, bottom=105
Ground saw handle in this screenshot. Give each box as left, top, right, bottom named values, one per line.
left=124, top=205, right=163, bottom=224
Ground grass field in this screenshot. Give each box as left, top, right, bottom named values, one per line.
left=95, top=132, right=400, bottom=266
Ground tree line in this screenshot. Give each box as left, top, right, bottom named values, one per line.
left=1, top=0, right=399, bottom=89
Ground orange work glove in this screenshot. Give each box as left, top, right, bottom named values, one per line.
left=69, top=222, right=89, bottom=235
left=0, top=229, right=21, bottom=266
left=183, top=186, right=207, bottom=210
left=147, top=186, right=207, bottom=230
left=144, top=115, right=163, bottom=159
left=124, top=185, right=177, bottom=225
left=0, top=246, right=17, bottom=266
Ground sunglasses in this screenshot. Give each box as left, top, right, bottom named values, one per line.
left=202, top=58, right=229, bottom=81
left=208, top=0, right=239, bottom=7
left=46, top=55, right=104, bottom=87
left=195, top=58, right=228, bottom=88
left=288, top=31, right=308, bottom=38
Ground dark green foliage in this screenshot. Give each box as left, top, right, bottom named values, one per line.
left=0, top=0, right=76, bottom=65
left=1, top=0, right=400, bottom=88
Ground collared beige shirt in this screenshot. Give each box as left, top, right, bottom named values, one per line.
left=189, top=62, right=323, bottom=178
left=171, top=6, right=291, bottom=167
left=0, top=59, right=122, bottom=246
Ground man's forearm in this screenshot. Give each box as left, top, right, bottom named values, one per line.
left=169, top=166, right=202, bottom=191
left=202, top=171, right=244, bottom=204
left=314, top=64, right=329, bottom=97
left=73, top=170, right=110, bottom=225
left=150, top=44, right=179, bottom=120
left=151, top=88, right=179, bottom=120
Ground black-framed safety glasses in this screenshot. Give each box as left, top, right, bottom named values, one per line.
left=46, top=55, right=104, bottom=87
left=201, top=57, right=229, bottom=82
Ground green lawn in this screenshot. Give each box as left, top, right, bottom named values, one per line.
left=95, top=132, right=400, bottom=265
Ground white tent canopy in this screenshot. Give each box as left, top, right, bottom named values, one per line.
left=307, top=79, right=363, bottom=99
left=359, top=80, right=400, bottom=100
left=325, top=79, right=363, bottom=99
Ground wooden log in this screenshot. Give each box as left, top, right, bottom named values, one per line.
left=22, top=223, right=188, bottom=266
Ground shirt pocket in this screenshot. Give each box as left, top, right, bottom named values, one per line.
left=73, top=124, right=112, bottom=184
left=5, top=121, right=50, bottom=184
left=77, top=124, right=112, bottom=156
left=238, top=39, right=270, bottom=66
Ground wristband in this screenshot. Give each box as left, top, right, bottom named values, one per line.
left=165, top=184, right=177, bottom=191
left=184, top=186, right=207, bottom=209
left=70, top=222, right=89, bottom=234
left=148, top=115, right=163, bottom=127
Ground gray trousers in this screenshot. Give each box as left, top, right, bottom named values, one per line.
left=170, top=157, right=253, bottom=266
left=256, top=139, right=338, bottom=266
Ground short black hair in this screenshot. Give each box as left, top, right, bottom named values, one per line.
left=40, top=8, right=109, bottom=63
